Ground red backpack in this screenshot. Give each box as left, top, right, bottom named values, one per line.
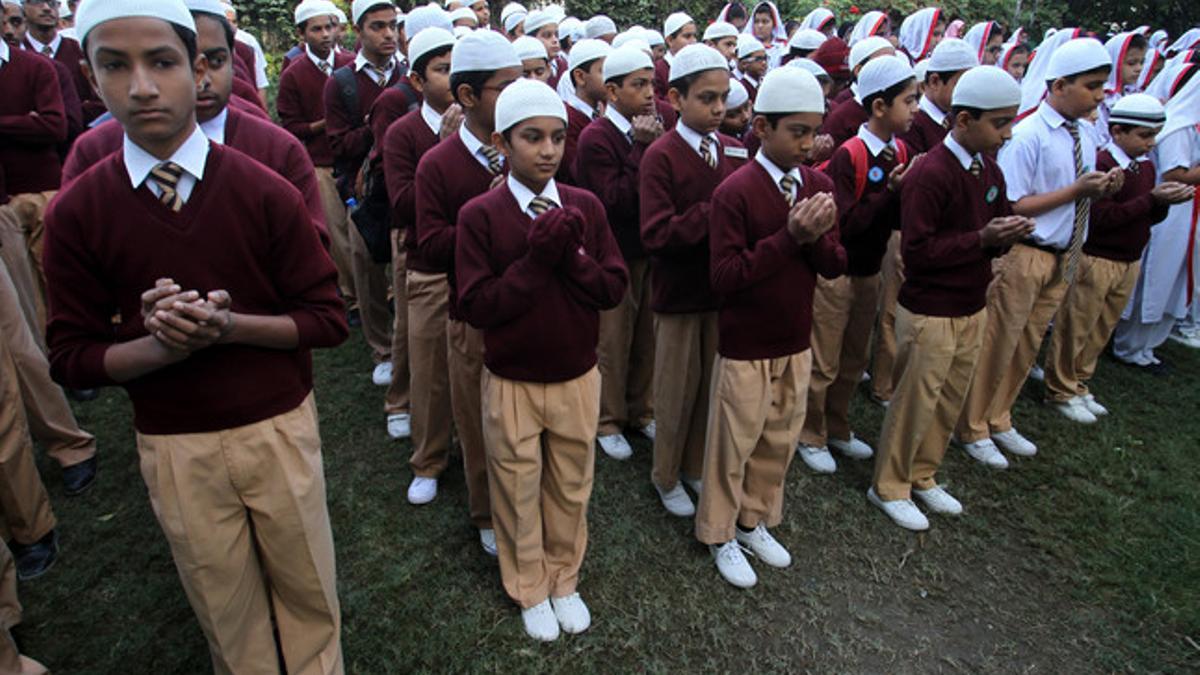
left=817, top=136, right=910, bottom=199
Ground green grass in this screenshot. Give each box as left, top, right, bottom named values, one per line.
left=14, top=330, right=1200, bottom=673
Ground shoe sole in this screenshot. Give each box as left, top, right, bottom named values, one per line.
left=17, top=556, right=56, bottom=582
left=867, top=491, right=929, bottom=531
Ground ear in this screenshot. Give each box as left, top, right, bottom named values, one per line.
left=667, top=87, right=683, bottom=113
left=751, top=114, right=770, bottom=140
left=408, top=70, right=425, bottom=94
left=871, top=97, right=886, bottom=117
left=605, top=81, right=619, bottom=103
left=456, top=82, right=478, bottom=109
left=491, top=130, right=509, bottom=158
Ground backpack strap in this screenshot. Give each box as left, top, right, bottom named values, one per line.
left=846, top=137, right=870, bottom=200
left=895, top=138, right=910, bottom=166
left=332, top=65, right=361, bottom=128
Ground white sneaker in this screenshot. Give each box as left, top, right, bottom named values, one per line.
left=550, top=593, right=591, bottom=634
left=710, top=541, right=757, bottom=589
left=521, top=599, right=560, bottom=641
left=479, top=528, right=497, bottom=557
left=734, top=524, right=791, bottom=568
left=829, top=434, right=873, bottom=460
left=912, top=485, right=963, bottom=515
left=372, top=361, right=393, bottom=386
left=798, top=443, right=837, bottom=474
left=655, top=483, right=695, bottom=517
left=683, top=476, right=703, bottom=495
left=407, top=476, right=438, bottom=505
left=1167, top=328, right=1200, bottom=348
left=1051, top=398, right=1097, bottom=424
left=992, top=428, right=1037, bottom=457
left=958, top=438, right=1009, bottom=469
left=867, top=487, right=930, bottom=531
left=386, top=413, right=411, bottom=439
left=597, top=434, right=632, bottom=460
left=1081, top=394, right=1108, bottom=416
left=639, top=420, right=656, bottom=441
left=1028, top=364, right=1045, bottom=382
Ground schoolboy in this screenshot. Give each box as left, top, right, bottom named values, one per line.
left=821, top=35, right=893, bottom=146
left=653, top=12, right=696, bottom=100
left=560, top=38, right=610, bottom=184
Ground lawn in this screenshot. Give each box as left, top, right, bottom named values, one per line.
left=14, top=329, right=1200, bottom=673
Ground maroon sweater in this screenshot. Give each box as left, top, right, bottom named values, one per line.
left=0, top=48, right=66, bottom=194
left=559, top=104, right=592, bottom=185
left=639, top=129, right=747, bottom=313
left=456, top=183, right=628, bottom=382
left=824, top=133, right=903, bottom=276
left=277, top=51, right=355, bottom=168
left=323, top=65, right=403, bottom=171
left=898, top=142, right=1011, bottom=317
left=49, top=58, right=82, bottom=145
left=229, top=92, right=270, bottom=120
left=61, top=109, right=329, bottom=246
left=822, top=97, right=868, bottom=147
left=653, top=57, right=670, bottom=101
left=43, top=144, right=347, bottom=434
left=414, top=131, right=497, bottom=318
left=368, top=83, right=423, bottom=161
left=710, top=162, right=847, bottom=359
left=576, top=116, right=650, bottom=260
left=1084, top=149, right=1169, bottom=263
left=382, top=108, right=440, bottom=273
left=899, top=108, right=948, bottom=154
left=25, top=36, right=104, bottom=123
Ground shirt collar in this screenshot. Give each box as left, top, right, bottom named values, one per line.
left=740, top=73, right=759, bottom=88
left=564, top=90, right=597, bottom=118
left=198, top=107, right=228, bottom=145
left=1037, top=100, right=1070, bottom=129
left=306, top=44, right=335, bottom=73
left=26, top=33, right=61, bottom=56
left=355, top=51, right=395, bottom=77
left=676, top=122, right=719, bottom=157
left=1105, top=141, right=1135, bottom=169
left=918, top=95, right=948, bottom=125
left=755, top=150, right=803, bottom=188
left=942, top=133, right=981, bottom=171
left=459, top=121, right=495, bottom=162
left=421, top=101, right=444, bottom=136
left=0, top=40, right=8, bottom=66
left=856, top=124, right=895, bottom=157
left=604, top=105, right=632, bottom=135
left=507, top=175, right=560, bottom=215
left=123, top=125, right=210, bottom=191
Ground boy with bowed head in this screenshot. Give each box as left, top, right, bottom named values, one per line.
left=702, top=20, right=739, bottom=64
left=822, top=35, right=895, bottom=145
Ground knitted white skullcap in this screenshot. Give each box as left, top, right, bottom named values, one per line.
left=404, top=3, right=452, bottom=37
left=643, top=29, right=665, bottom=47
left=849, top=35, right=893, bottom=71
left=914, top=59, right=929, bottom=82
left=513, top=35, right=547, bottom=61
left=789, top=28, right=827, bottom=51
left=755, top=66, right=824, bottom=114
left=449, top=7, right=476, bottom=25
left=1107, top=92, right=1166, bottom=127
left=669, top=43, right=727, bottom=81
left=408, top=26, right=455, bottom=66
left=522, top=8, right=556, bottom=35
left=603, top=44, right=653, bottom=81
left=585, top=15, right=616, bottom=39
left=183, top=0, right=225, bottom=16
left=294, top=0, right=339, bottom=26
left=951, top=65, right=1021, bottom=109
left=451, top=27, right=520, bottom=73
left=703, top=21, right=738, bottom=42
left=500, top=3, right=525, bottom=32
left=663, top=12, right=693, bottom=39
left=736, top=34, right=765, bottom=60
left=495, top=78, right=567, bottom=131
left=1045, top=38, right=1111, bottom=80
left=788, top=57, right=829, bottom=80
left=727, top=78, right=749, bottom=108
left=857, top=54, right=915, bottom=99
left=567, top=38, right=611, bottom=72
left=612, top=28, right=645, bottom=49
left=927, top=38, right=979, bottom=73
left=543, top=3, right=565, bottom=21
left=76, top=0, right=196, bottom=43
left=352, top=0, right=394, bottom=25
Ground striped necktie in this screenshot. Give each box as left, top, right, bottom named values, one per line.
left=699, top=136, right=717, bottom=169
left=367, top=64, right=388, bottom=86
left=41, top=44, right=53, bottom=57
left=318, top=60, right=332, bottom=76
left=479, top=145, right=503, bottom=175
left=1063, top=121, right=1089, bottom=283
left=529, top=196, right=556, bottom=217
left=880, top=144, right=896, bottom=163
left=150, top=162, right=185, bottom=212
left=941, top=114, right=952, bottom=130
left=969, top=158, right=983, bottom=178
left=779, top=174, right=796, bottom=207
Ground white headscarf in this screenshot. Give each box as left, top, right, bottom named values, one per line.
left=898, top=7, right=942, bottom=60
left=745, top=1, right=786, bottom=44
left=1145, top=51, right=1195, bottom=101
left=1156, top=62, right=1200, bottom=142
left=849, top=11, right=888, bottom=46
left=1147, top=29, right=1169, bottom=53
left=1104, top=32, right=1141, bottom=93
left=1137, top=46, right=1165, bottom=91
left=1018, top=27, right=1081, bottom=116
left=1166, top=27, right=1200, bottom=55
left=964, top=21, right=997, bottom=62
left=1006, top=27, right=1026, bottom=46
left=798, top=8, right=834, bottom=34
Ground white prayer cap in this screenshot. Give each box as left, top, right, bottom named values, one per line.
left=500, top=2, right=525, bottom=22
left=754, top=66, right=825, bottom=114
left=663, top=12, right=693, bottom=38
left=183, top=0, right=226, bottom=16
left=603, top=45, right=652, bottom=81
left=914, top=59, right=929, bottom=81
left=567, top=38, right=611, bottom=72
left=451, top=27, right=520, bottom=73
left=788, top=57, right=829, bottom=80
left=352, top=0, right=395, bottom=25
left=643, top=29, right=665, bottom=47
left=453, top=25, right=472, bottom=38
left=294, top=0, right=339, bottom=26
left=522, top=8, right=556, bottom=35
left=857, top=54, right=915, bottom=99
left=404, top=3, right=452, bottom=37
left=736, top=34, right=765, bottom=60
left=951, top=65, right=1021, bottom=109
left=58, top=0, right=70, bottom=18
left=1045, top=38, right=1111, bottom=80
left=612, top=28, right=646, bottom=50
left=219, top=1, right=235, bottom=18
left=849, top=35, right=893, bottom=71
left=789, top=28, right=827, bottom=51
left=703, top=21, right=738, bottom=42
left=495, top=78, right=567, bottom=132
left=1107, top=92, right=1166, bottom=127
left=76, top=0, right=196, bottom=42
left=927, top=38, right=979, bottom=73
left=449, top=7, right=476, bottom=25
left=727, top=78, right=749, bottom=108
left=408, top=26, right=455, bottom=66
left=513, top=35, right=547, bottom=61
left=1, top=0, right=22, bottom=8
left=557, top=16, right=583, bottom=42
left=543, top=3, right=565, bottom=21
left=669, top=43, right=727, bottom=81
left=584, top=15, right=617, bottom=39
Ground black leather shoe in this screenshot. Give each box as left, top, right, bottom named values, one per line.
left=62, top=456, right=98, bottom=496
left=9, top=530, right=58, bottom=581
left=66, top=388, right=99, bottom=402
left=346, top=308, right=362, bottom=328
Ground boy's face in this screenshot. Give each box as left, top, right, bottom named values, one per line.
left=708, top=36, right=737, bottom=62
left=3, top=4, right=26, bottom=46
left=982, top=33, right=1004, bottom=65
left=959, top=106, right=1017, bottom=155
left=925, top=70, right=963, bottom=113
left=666, top=22, right=696, bottom=54
left=357, top=7, right=399, bottom=61
left=193, top=15, right=232, bottom=124
left=86, top=18, right=202, bottom=150
left=720, top=101, right=750, bottom=135
left=411, top=51, right=453, bottom=110
left=669, top=68, right=729, bottom=134
left=873, top=80, right=918, bottom=134
left=757, top=111, right=823, bottom=167
left=1122, top=46, right=1146, bottom=88
left=1052, top=69, right=1108, bottom=119
left=521, top=57, right=550, bottom=82
left=300, top=15, right=336, bottom=57
left=574, top=59, right=606, bottom=102
left=651, top=43, right=666, bottom=60
left=1005, top=51, right=1028, bottom=80
left=607, top=67, right=655, bottom=117
left=739, top=50, right=768, bottom=79
left=752, top=10, right=773, bottom=42
left=1112, top=124, right=1158, bottom=159
left=534, top=25, right=559, bottom=59
left=461, top=65, right=521, bottom=132
left=470, top=0, right=490, bottom=28
left=23, top=0, right=56, bottom=31
left=496, top=116, right=565, bottom=186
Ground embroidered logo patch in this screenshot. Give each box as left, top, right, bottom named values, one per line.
left=986, top=185, right=999, bottom=203
left=868, top=166, right=885, bottom=183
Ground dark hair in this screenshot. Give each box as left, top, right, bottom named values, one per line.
left=725, top=3, right=747, bottom=21
left=193, top=11, right=235, bottom=50
left=500, top=117, right=567, bottom=143
left=925, top=68, right=967, bottom=85
left=1128, top=34, right=1148, bottom=51
left=1108, top=122, right=1141, bottom=135
left=355, top=2, right=394, bottom=29
left=450, top=69, right=492, bottom=103
left=668, top=69, right=714, bottom=97
left=948, top=105, right=986, bottom=120
left=862, top=76, right=916, bottom=110
left=412, top=44, right=453, bottom=78
left=298, top=14, right=335, bottom=33
left=753, top=5, right=773, bottom=18
left=570, top=57, right=602, bottom=86
left=788, top=47, right=814, bottom=59
left=760, top=112, right=787, bottom=128
left=83, top=23, right=198, bottom=65
left=785, top=19, right=800, bottom=35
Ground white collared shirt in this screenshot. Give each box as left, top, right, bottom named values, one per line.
left=755, top=151, right=802, bottom=200
left=355, top=51, right=396, bottom=84
left=676, top=122, right=720, bottom=161
left=459, top=122, right=499, bottom=171
left=604, top=105, right=632, bottom=140
left=26, top=32, right=62, bottom=57
left=855, top=124, right=896, bottom=157
left=198, top=107, right=228, bottom=145
left=421, top=101, right=445, bottom=137
left=1105, top=141, right=1135, bottom=170
left=123, top=125, right=210, bottom=205
left=563, top=90, right=598, bottom=119
left=0, top=40, right=8, bottom=71
left=235, top=29, right=269, bottom=89
left=305, top=44, right=336, bottom=75
left=918, top=94, right=948, bottom=127
left=507, top=175, right=561, bottom=218
left=998, top=100, right=1098, bottom=249
left=943, top=134, right=982, bottom=172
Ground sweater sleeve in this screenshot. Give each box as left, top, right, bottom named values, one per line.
left=282, top=137, right=332, bottom=248
left=640, top=147, right=711, bottom=251
left=455, top=202, right=554, bottom=329
left=276, top=68, right=319, bottom=141
left=323, top=74, right=370, bottom=163
left=709, top=181, right=805, bottom=294
left=559, top=202, right=629, bottom=310
left=414, top=155, right=457, bottom=269
left=0, top=58, right=67, bottom=142
left=900, top=166, right=984, bottom=275
left=383, top=120, right=423, bottom=229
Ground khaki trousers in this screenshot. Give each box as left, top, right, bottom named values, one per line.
left=0, top=328, right=56, bottom=547
left=135, top=395, right=342, bottom=675
left=695, top=351, right=810, bottom=545
left=799, top=273, right=881, bottom=447
left=871, top=231, right=904, bottom=402
left=597, top=258, right=655, bottom=436
left=448, top=319, right=491, bottom=530
left=956, top=244, right=1068, bottom=442
left=353, top=234, right=392, bottom=364
left=314, top=167, right=356, bottom=306
left=874, top=307, right=986, bottom=501
left=482, top=367, right=599, bottom=609
left=383, top=234, right=410, bottom=415
left=6, top=192, right=53, bottom=331
left=0, top=205, right=43, bottom=343
left=1044, top=255, right=1139, bottom=402
left=651, top=312, right=717, bottom=491
left=0, top=545, right=48, bottom=675
left=406, top=271, right=452, bottom=479
left=0, top=255, right=95, bottom=468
